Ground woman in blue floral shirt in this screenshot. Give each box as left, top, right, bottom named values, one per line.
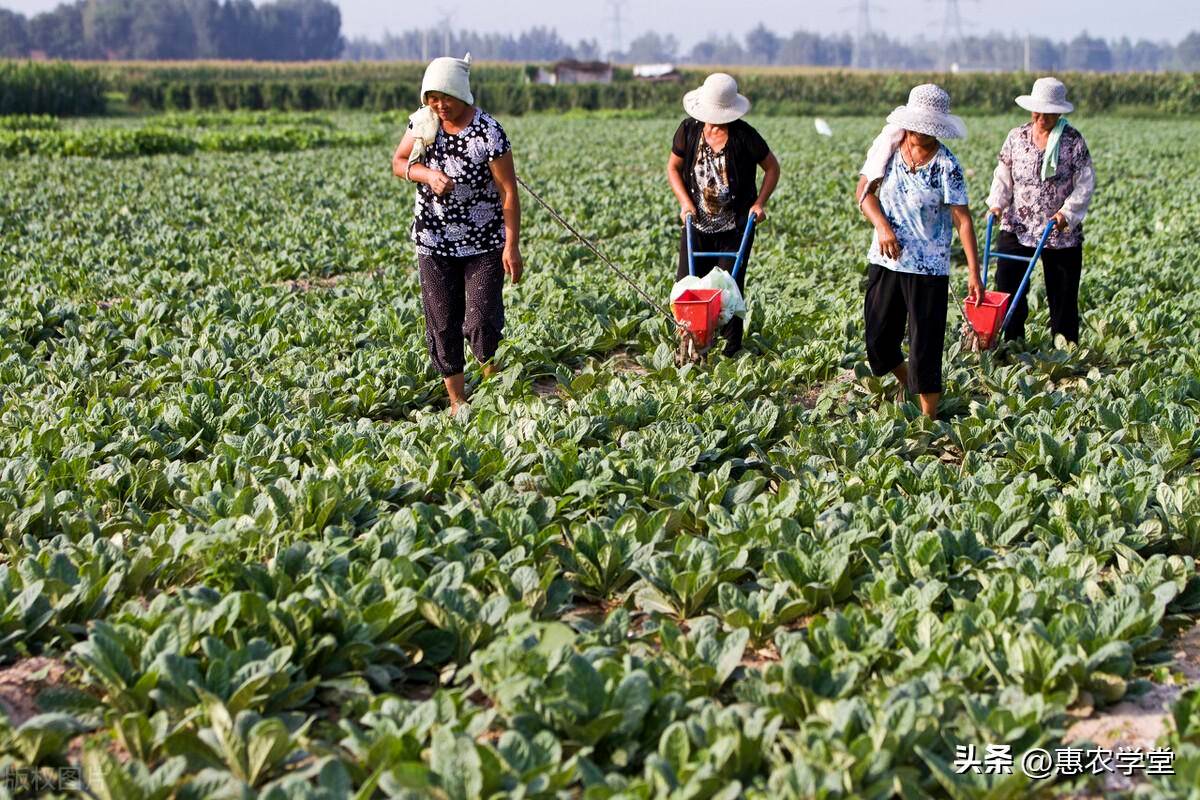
left=855, top=84, right=982, bottom=419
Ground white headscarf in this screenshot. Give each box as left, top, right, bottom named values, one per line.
left=408, top=53, right=474, bottom=168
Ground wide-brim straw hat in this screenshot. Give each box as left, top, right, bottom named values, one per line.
left=1016, top=76, right=1074, bottom=114
left=683, top=73, right=751, bottom=125
left=885, top=83, right=967, bottom=140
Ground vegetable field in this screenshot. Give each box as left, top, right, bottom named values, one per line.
left=1, top=112, right=1199, bottom=798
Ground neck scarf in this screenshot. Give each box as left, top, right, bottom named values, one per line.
left=1041, top=117, right=1069, bottom=181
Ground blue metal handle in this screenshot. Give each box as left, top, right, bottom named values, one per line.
left=685, top=213, right=756, bottom=282
left=731, top=214, right=756, bottom=282
left=982, top=213, right=995, bottom=288
left=685, top=214, right=696, bottom=277
left=998, top=219, right=1056, bottom=332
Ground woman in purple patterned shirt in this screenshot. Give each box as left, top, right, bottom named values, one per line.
left=986, top=77, right=1095, bottom=344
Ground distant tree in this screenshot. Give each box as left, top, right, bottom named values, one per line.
left=1026, top=36, right=1062, bottom=71
left=1178, top=31, right=1200, bottom=70
left=1131, top=40, right=1168, bottom=71
left=82, top=0, right=134, bottom=58
left=575, top=38, right=601, bottom=60
left=216, top=0, right=261, bottom=59
left=744, top=24, right=781, bottom=65
left=627, top=31, right=678, bottom=63
left=182, top=0, right=222, bottom=58
left=0, top=9, right=29, bottom=57
left=287, top=0, right=343, bottom=60
left=130, top=0, right=196, bottom=59
left=4, top=3, right=1194, bottom=69
left=29, top=2, right=91, bottom=58
left=689, top=34, right=744, bottom=65
left=512, top=26, right=575, bottom=61
left=687, top=37, right=720, bottom=65
left=1066, top=32, right=1113, bottom=72
left=255, top=0, right=342, bottom=60
left=777, top=30, right=819, bottom=65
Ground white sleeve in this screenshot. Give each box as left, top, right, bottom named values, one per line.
left=1059, top=157, right=1096, bottom=228
left=985, top=133, right=1014, bottom=212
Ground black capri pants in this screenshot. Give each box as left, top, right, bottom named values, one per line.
left=992, top=230, right=1082, bottom=343
left=864, top=263, right=949, bottom=395
left=418, top=249, right=505, bottom=377
left=676, top=225, right=756, bottom=355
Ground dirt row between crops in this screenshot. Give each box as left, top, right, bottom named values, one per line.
left=0, top=656, right=69, bottom=727
left=1062, top=619, right=1200, bottom=795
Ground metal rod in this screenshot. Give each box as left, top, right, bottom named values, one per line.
left=685, top=213, right=697, bottom=277
left=732, top=214, right=756, bottom=282
left=982, top=213, right=995, bottom=288
left=1000, top=219, right=1056, bottom=332
left=516, top=176, right=679, bottom=325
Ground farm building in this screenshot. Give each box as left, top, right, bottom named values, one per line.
left=534, top=60, right=614, bottom=86
left=633, top=63, right=683, bottom=82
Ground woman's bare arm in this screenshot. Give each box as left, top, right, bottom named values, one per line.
left=750, top=151, right=780, bottom=221
left=949, top=205, right=983, bottom=303
left=393, top=131, right=454, bottom=195
left=855, top=175, right=901, bottom=261
left=391, top=132, right=416, bottom=177
left=667, top=152, right=696, bottom=224
left=489, top=151, right=523, bottom=283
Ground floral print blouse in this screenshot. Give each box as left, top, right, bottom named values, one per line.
left=868, top=145, right=969, bottom=277
left=410, top=109, right=511, bottom=258
left=986, top=123, right=1095, bottom=249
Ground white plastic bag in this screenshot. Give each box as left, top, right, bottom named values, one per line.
left=671, top=268, right=746, bottom=327
left=702, top=268, right=746, bottom=325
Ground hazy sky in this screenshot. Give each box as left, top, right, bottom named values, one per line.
left=2, top=0, right=1196, bottom=45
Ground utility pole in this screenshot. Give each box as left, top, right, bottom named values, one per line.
left=1024, top=33, right=1031, bottom=72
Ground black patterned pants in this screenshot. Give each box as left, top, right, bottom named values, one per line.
left=418, top=249, right=505, bottom=376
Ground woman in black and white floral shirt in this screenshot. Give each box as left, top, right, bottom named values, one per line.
left=393, top=54, right=522, bottom=414
left=987, top=77, right=1095, bottom=344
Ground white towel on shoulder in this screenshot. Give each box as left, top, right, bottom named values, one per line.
left=857, top=123, right=904, bottom=204
left=407, top=105, right=440, bottom=166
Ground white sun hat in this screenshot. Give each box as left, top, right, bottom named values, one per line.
left=885, top=83, right=967, bottom=140
left=683, top=73, right=751, bottom=125
left=1016, top=77, right=1074, bottom=114
left=421, top=53, right=474, bottom=106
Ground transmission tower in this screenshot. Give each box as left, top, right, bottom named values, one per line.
left=939, top=0, right=966, bottom=71
left=849, top=0, right=874, bottom=69
left=606, top=0, right=627, bottom=60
